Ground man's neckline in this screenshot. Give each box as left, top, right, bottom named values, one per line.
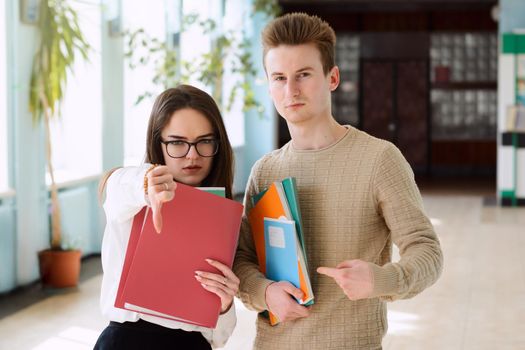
left=290, top=125, right=352, bottom=153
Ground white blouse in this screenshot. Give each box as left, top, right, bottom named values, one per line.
left=99, top=164, right=236, bottom=348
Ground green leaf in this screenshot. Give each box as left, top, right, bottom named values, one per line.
left=29, top=0, right=90, bottom=123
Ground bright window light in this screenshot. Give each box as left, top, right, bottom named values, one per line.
left=181, top=0, right=245, bottom=147
left=181, top=0, right=213, bottom=93
left=123, top=0, right=166, bottom=166
left=0, top=2, right=9, bottom=191
left=221, top=0, right=245, bottom=147
left=123, top=0, right=246, bottom=166
left=47, top=0, right=102, bottom=185
left=387, top=310, right=420, bottom=335
left=430, top=217, right=443, bottom=226
left=32, top=326, right=100, bottom=350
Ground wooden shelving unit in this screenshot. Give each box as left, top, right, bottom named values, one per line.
left=431, top=81, right=497, bottom=90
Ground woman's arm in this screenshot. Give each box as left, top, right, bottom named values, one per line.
left=103, top=165, right=151, bottom=223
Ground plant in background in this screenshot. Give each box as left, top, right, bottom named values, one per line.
left=125, top=0, right=281, bottom=115
left=29, top=0, right=90, bottom=250
left=125, top=18, right=261, bottom=115
left=253, top=0, right=281, bottom=18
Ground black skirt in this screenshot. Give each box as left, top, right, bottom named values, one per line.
left=93, top=319, right=211, bottom=350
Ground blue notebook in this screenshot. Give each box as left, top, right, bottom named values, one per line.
left=264, top=218, right=301, bottom=291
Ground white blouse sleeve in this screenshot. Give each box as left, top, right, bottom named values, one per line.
left=103, top=165, right=151, bottom=222
left=203, top=302, right=237, bottom=348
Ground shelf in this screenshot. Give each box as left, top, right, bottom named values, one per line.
left=431, top=81, right=497, bottom=90
left=432, top=137, right=496, bottom=142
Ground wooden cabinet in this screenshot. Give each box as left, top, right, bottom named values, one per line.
left=360, top=32, right=430, bottom=174
left=278, top=1, right=498, bottom=176
left=431, top=140, right=496, bottom=166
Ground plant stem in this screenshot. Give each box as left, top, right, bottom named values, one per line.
left=40, top=89, right=62, bottom=250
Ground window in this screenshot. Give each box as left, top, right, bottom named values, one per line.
left=123, top=0, right=246, bottom=166
left=0, top=2, right=8, bottom=191
left=47, top=0, right=102, bottom=184
left=180, top=0, right=245, bottom=147
left=220, top=0, right=246, bottom=147
left=180, top=0, right=213, bottom=91
left=123, top=0, right=166, bottom=166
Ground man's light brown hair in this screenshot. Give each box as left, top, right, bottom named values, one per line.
left=262, top=12, right=336, bottom=75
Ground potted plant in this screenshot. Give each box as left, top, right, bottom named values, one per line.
left=29, top=0, right=90, bottom=288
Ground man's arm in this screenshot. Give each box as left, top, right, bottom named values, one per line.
left=233, top=210, right=274, bottom=311
left=233, top=162, right=274, bottom=311
left=233, top=161, right=310, bottom=321
left=319, top=143, right=443, bottom=301
left=369, top=143, right=443, bottom=300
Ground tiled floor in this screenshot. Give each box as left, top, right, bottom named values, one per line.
left=1, top=187, right=524, bottom=349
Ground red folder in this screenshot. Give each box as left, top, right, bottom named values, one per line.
left=115, top=183, right=243, bottom=328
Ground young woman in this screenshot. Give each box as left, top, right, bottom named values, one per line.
left=94, top=85, right=239, bottom=349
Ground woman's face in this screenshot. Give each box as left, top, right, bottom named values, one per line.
left=160, top=108, right=216, bottom=187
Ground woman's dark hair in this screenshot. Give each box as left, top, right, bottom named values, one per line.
left=145, top=85, right=234, bottom=199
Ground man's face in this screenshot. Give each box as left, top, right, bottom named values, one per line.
left=265, top=43, right=339, bottom=125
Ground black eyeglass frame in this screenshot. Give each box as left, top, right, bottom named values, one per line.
left=160, top=139, right=220, bottom=158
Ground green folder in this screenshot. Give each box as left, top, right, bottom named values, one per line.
left=197, top=187, right=225, bottom=198
left=281, top=177, right=306, bottom=255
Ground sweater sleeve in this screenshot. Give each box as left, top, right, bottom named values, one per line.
left=232, top=160, right=274, bottom=312
left=369, top=143, right=443, bottom=301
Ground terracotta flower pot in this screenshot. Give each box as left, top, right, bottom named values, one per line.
left=38, top=249, right=82, bottom=288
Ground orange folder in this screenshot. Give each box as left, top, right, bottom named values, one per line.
left=115, top=183, right=243, bottom=328
left=248, top=182, right=290, bottom=274
left=248, top=180, right=314, bottom=325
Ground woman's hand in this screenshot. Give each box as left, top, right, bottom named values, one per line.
left=146, top=165, right=176, bottom=233
left=195, top=259, right=240, bottom=314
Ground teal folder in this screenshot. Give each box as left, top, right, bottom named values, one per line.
left=280, top=177, right=306, bottom=255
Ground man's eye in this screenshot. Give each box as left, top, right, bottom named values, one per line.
left=274, top=76, right=285, bottom=81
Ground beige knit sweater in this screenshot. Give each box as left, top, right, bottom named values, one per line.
left=233, top=126, right=443, bottom=350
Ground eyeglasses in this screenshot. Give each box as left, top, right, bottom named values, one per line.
left=161, top=139, right=219, bottom=158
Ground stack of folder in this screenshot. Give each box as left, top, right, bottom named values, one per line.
left=115, top=183, right=243, bottom=328
left=248, top=177, right=314, bottom=325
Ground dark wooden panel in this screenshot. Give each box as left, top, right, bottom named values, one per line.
left=360, top=32, right=429, bottom=59
left=362, top=12, right=428, bottom=31
left=362, top=61, right=394, bottom=141
left=431, top=140, right=496, bottom=165
left=397, top=61, right=428, bottom=168
left=280, top=1, right=497, bottom=14
left=323, top=14, right=360, bottom=32
left=431, top=82, right=497, bottom=90
left=430, top=10, right=497, bottom=31
left=279, top=1, right=497, bottom=32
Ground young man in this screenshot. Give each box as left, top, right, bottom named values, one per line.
left=233, top=12, right=443, bottom=349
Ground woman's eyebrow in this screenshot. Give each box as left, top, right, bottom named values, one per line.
left=165, top=133, right=215, bottom=140
left=165, top=135, right=187, bottom=140
left=196, top=133, right=215, bottom=139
